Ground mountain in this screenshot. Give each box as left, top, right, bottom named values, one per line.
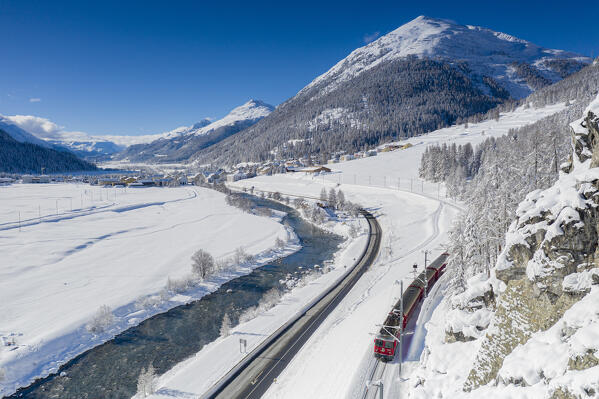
left=191, top=16, right=590, bottom=166
left=117, top=99, right=274, bottom=163
left=0, top=116, right=52, bottom=148
left=0, top=129, right=97, bottom=174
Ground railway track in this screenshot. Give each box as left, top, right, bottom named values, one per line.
left=202, top=207, right=382, bottom=399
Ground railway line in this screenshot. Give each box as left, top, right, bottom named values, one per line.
left=202, top=207, right=382, bottom=399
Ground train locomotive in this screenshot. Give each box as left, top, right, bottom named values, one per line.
left=373, top=253, right=449, bottom=361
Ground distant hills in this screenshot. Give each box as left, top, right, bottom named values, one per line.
left=0, top=129, right=97, bottom=174
left=115, top=100, right=274, bottom=163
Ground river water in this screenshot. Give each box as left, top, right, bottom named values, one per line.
left=9, top=197, right=343, bottom=399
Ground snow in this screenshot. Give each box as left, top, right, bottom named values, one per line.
left=0, top=183, right=295, bottom=396
left=303, top=16, right=590, bottom=100
left=144, top=219, right=369, bottom=399
left=191, top=100, right=273, bottom=137
left=119, top=100, right=572, bottom=399
left=1, top=100, right=273, bottom=156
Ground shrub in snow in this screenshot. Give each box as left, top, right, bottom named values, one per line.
left=166, top=276, right=193, bottom=294
left=86, top=305, right=114, bottom=334
left=337, top=190, right=345, bottom=209
left=234, top=247, right=253, bottom=265
left=215, top=257, right=232, bottom=272
left=254, top=207, right=272, bottom=217
left=191, top=249, right=215, bottom=280
left=220, top=313, right=231, bottom=337
left=275, top=237, right=285, bottom=248
left=238, top=288, right=283, bottom=323
left=136, top=363, right=156, bottom=397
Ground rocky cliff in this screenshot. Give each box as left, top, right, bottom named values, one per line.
left=412, top=95, right=599, bottom=398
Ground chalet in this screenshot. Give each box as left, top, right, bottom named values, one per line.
left=340, top=154, right=355, bottom=162
left=226, top=172, right=247, bottom=182
left=22, top=175, right=51, bottom=184
left=383, top=144, right=403, bottom=152
left=97, top=178, right=122, bottom=187
left=303, top=166, right=332, bottom=174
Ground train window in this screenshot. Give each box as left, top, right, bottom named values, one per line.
left=375, top=339, right=383, bottom=347
left=384, top=341, right=394, bottom=348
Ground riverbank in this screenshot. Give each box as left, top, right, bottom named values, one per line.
left=0, top=184, right=296, bottom=397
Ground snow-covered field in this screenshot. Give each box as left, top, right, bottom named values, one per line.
left=0, top=184, right=296, bottom=396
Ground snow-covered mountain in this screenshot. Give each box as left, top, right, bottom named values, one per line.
left=192, top=16, right=590, bottom=166
left=117, top=99, right=274, bottom=163
left=304, top=16, right=589, bottom=100
left=0, top=116, right=52, bottom=148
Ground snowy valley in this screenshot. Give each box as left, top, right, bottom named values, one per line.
left=2, top=9, right=599, bottom=399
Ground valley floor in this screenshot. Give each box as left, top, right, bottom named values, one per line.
left=0, top=184, right=296, bottom=396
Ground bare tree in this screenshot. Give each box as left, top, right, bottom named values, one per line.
left=191, top=249, right=215, bottom=280
left=136, top=363, right=156, bottom=397
left=220, top=313, right=231, bottom=337
left=86, top=305, right=114, bottom=334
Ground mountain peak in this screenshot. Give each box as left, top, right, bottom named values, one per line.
left=304, top=17, right=589, bottom=99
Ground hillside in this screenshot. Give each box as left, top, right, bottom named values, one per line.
left=0, top=129, right=97, bottom=173
left=117, top=100, right=273, bottom=163
left=191, top=16, right=589, bottom=166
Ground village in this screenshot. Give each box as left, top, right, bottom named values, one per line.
left=0, top=142, right=412, bottom=188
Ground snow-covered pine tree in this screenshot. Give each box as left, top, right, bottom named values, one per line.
left=328, top=188, right=337, bottom=208
left=320, top=187, right=327, bottom=202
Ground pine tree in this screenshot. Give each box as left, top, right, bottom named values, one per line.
left=319, top=187, right=327, bottom=202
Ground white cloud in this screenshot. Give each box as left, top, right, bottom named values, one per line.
left=3, top=114, right=64, bottom=139
left=29, top=98, right=41, bottom=103
left=363, top=31, right=381, bottom=44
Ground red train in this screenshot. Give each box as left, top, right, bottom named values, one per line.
left=373, top=253, right=449, bottom=361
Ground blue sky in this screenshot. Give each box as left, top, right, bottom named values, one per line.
left=1, top=0, right=598, bottom=136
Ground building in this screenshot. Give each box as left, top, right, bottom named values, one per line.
left=303, top=166, right=332, bottom=174
left=22, top=175, right=51, bottom=183
left=340, top=154, right=355, bottom=162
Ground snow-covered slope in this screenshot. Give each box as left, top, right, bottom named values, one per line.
left=117, top=99, right=274, bottom=163
left=193, top=17, right=590, bottom=166
left=191, top=100, right=273, bottom=137
left=304, top=16, right=589, bottom=99
left=0, top=116, right=52, bottom=148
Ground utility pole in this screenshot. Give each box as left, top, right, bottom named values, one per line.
left=410, top=178, right=413, bottom=192
left=38, top=205, right=41, bottom=223
left=18, top=211, right=21, bottom=232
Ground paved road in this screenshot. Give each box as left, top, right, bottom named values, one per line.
left=204, top=209, right=382, bottom=399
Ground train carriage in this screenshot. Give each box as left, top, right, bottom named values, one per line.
left=373, top=253, right=449, bottom=361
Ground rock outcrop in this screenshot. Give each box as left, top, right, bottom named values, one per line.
left=464, top=96, right=599, bottom=391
